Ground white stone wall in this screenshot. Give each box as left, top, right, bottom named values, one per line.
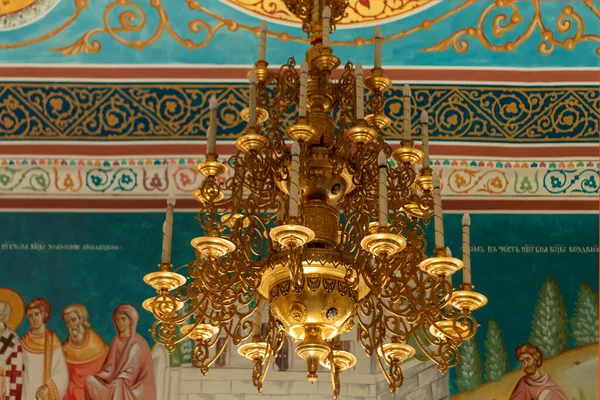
left=156, top=347, right=450, bottom=400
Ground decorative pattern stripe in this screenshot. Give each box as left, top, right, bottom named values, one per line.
left=0, top=83, right=597, bottom=142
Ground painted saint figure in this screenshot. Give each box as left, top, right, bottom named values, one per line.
left=61, top=305, right=108, bottom=400
left=84, top=304, right=156, bottom=400
left=509, top=343, right=568, bottom=400
left=0, top=301, right=23, bottom=400
left=20, top=298, right=68, bottom=400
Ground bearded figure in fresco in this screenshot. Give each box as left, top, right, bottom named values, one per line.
left=0, top=300, right=24, bottom=400
left=509, top=343, right=568, bottom=400
left=84, top=304, right=156, bottom=400
left=61, top=304, right=108, bottom=400
left=20, top=298, right=68, bottom=400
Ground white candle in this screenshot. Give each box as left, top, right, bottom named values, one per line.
left=259, top=21, right=267, bottom=61
left=374, top=25, right=383, bottom=68
left=323, top=6, right=331, bottom=47
left=445, top=247, right=453, bottom=303
left=356, top=62, right=364, bottom=120
left=208, top=95, right=218, bottom=154
left=276, top=197, right=285, bottom=222
left=161, top=194, right=176, bottom=264
left=378, top=151, right=388, bottom=227
left=403, top=84, right=412, bottom=141
left=312, top=0, right=319, bottom=25
left=420, top=110, right=430, bottom=167
left=249, top=71, right=257, bottom=127
left=289, top=142, right=301, bottom=218
left=299, top=60, right=308, bottom=117
left=462, top=213, right=471, bottom=284
left=432, top=172, right=444, bottom=248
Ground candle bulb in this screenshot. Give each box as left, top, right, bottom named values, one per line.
left=161, top=194, right=176, bottom=264
left=420, top=110, right=430, bottom=168
left=378, top=151, right=388, bottom=227
left=299, top=60, right=308, bottom=117
left=289, top=141, right=301, bottom=218
left=432, top=172, right=445, bottom=249
left=462, top=213, right=471, bottom=285
left=323, top=6, right=331, bottom=47
left=374, top=25, right=383, bottom=68
left=258, top=21, right=267, bottom=61
left=249, top=71, right=257, bottom=127
left=403, top=84, right=412, bottom=141
left=207, top=95, right=218, bottom=154
left=356, top=62, right=364, bottom=120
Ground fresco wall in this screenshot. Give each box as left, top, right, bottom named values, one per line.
left=0, top=0, right=598, bottom=66
left=0, top=212, right=597, bottom=399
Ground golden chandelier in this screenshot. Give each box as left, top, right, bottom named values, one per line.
left=144, top=1, right=487, bottom=397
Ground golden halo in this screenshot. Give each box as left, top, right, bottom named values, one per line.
left=220, top=0, right=437, bottom=27
left=0, top=288, right=25, bottom=331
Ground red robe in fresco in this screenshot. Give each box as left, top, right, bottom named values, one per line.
left=83, top=305, right=156, bottom=400
left=509, top=372, right=569, bottom=400
left=62, top=329, right=108, bottom=400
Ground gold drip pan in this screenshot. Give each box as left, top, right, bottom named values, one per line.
left=238, top=342, right=269, bottom=361
left=236, top=132, right=269, bottom=153
left=240, top=107, right=269, bottom=124
left=377, top=343, right=415, bottom=363
left=451, top=290, right=488, bottom=311
left=143, top=271, right=186, bottom=292
left=181, top=323, right=219, bottom=341
left=142, top=296, right=183, bottom=314
left=196, top=160, right=228, bottom=177
left=391, top=146, right=424, bottom=165
left=360, top=232, right=407, bottom=257
left=269, top=224, right=315, bottom=248
left=418, top=256, right=463, bottom=277
left=365, top=113, right=391, bottom=130
left=190, top=236, right=236, bottom=257
left=320, top=350, right=357, bottom=371
left=429, top=320, right=471, bottom=340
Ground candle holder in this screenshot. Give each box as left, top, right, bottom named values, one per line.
left=286, top=117, right=317, bottom=142
left=418, top=247, right=464, bottom=277
left=320, top=350, right=356, bottom=370
left=236, top=126, right=270, bottom=153
left=360, top=229, right=407, bottom=257
left=391, top=140, right=424, bottom=165
left=196, top=153, right=228, bottom=177
left=450, top=283, right=488, bottom=312
left=143, top=263, right=186, bottom=292
left=193, top=186, right=224, bottom=204
left=251, top=60, right=276, bottom=84
left=222, top=213, right=250, bottom=228
left=365, top=113, right=391, bottom=131
left=403, top=201, right=431, bottom=219
left=238, top=341, right=269, bottom=362
left=269, top=224, right=315, bottom=248
left=241, top=107, right=270, bottom=125
left=190, top=236, right=236, bottom=258
left=377, top=343, right=415, bottom=364
left=346, top=119, right=378, bottom=145
left=142, top=296, right=184, bottom=315
left=364, top=68, right=392, bottom=93
left=311, top=46, right=341, bottom=71
left=428, top=320, right=471, bottom=340
left=415, top=167, right=433, bottom=192
left=181, top=323, right=220, bottom=342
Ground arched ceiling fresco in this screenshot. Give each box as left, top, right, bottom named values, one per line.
left=0, top=0, right=597, bottom=213
left=0, top=0, right=597, bottom=66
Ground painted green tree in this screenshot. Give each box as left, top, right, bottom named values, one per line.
left=484, top=319, right=509, bottom=382
left=529, top=277, right=568, bottom=359
left=570, top=283, right=599, bottom=347
left=455, top=337, right=484, bottom=393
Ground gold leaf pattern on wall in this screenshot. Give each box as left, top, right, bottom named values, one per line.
left=0, top=83, right=597, bottom=142
left=0, top=0, right=596, bottom=57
